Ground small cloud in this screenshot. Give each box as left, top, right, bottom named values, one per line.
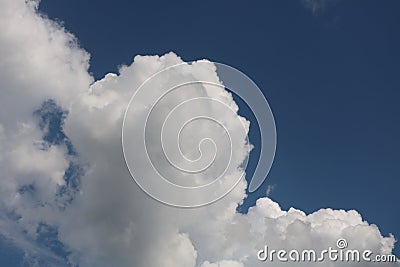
left=301, top=0, right=337, bottom=15
left=266, top=184, right=276, bottom=197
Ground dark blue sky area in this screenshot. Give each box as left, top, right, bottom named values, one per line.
left=40, top=0, right=400, bottom=256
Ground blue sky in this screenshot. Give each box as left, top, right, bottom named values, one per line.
left=0, top=0, right=399, bottom=265
left=38, top=0, right=399, bottom=256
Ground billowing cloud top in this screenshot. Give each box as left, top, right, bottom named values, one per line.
left=0, top=0, right=398, bottom=266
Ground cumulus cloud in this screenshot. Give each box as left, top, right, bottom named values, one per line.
left=0, top=1, right=398, bottom=267
left=0, top=0, right=91, bottom=262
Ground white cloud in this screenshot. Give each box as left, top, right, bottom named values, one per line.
left=0, top=0, right=92, bottom=259
left=0, top=1, right=398, bottom=267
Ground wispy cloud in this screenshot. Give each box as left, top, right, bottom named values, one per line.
left=0, top=214, right=67, bottom=266
left=301, top=0, right=338, bottom=15
left=266, top=184, right=276, bottom=197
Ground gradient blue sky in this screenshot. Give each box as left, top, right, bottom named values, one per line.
left=3, top=1, right=399, bottom=264
left=36, top=0, right=400, bottom=256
